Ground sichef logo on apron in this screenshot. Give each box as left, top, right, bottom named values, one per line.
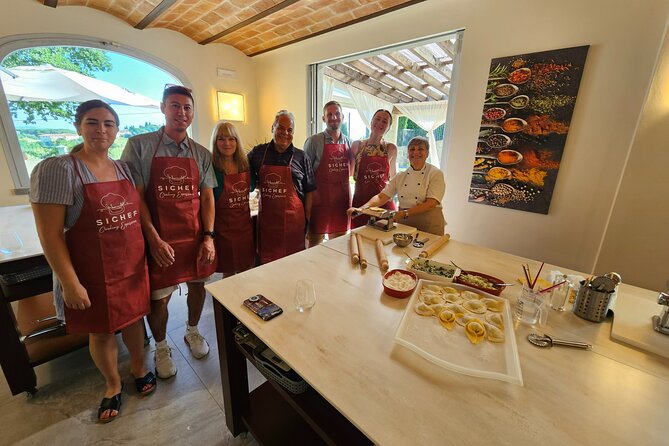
left=328, top=146, right=348, bottom=173
left=157, top=165, right=195, bottom=199
left=96, top=192, right=139, bottom=232
left=362, top=162, right=383, bottom=183
left=261, top=172, right=288, bottom=199
left=228, top=180, right=250, bottom=208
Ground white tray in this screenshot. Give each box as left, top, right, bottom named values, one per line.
left=394, top=280, right=523, bottom=385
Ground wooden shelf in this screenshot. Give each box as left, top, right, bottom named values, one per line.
left=243, top=382, right=325, bottom=446
left=236, top=335, right=371, bottom=446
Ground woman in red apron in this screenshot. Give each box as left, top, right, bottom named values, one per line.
left=211, top=122, right=255, bottom=275
left=351, top=109, right=398, bottom=228
left=30, top=101, right=154, bottom=424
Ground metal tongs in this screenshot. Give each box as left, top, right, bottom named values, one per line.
left=527, top=333, right=591, bottom=349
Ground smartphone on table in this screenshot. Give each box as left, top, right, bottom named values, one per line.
left=243, top=294, right=283, bottom=321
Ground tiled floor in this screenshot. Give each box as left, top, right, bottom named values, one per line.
left=0, top=282, right=264, bottom=445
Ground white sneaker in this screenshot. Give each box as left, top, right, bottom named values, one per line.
left=154, top=344, right=177, bottom=379
left=184, top=325, right=210, bottom=359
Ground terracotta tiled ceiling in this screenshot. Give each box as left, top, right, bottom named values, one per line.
left=39, top=0, right=425, bottom=56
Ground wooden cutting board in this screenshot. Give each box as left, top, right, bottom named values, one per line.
left=610, top=289, right=669, bottom=359
left=353, top=223, right=417, bottom=245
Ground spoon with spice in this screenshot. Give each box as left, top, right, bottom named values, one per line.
left=476, top=149, right=523, bottom=166
left=477, top=133, right=511, bottom=149
left=484, top=95, right=530, bottom=109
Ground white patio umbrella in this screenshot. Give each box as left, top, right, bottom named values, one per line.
left=0, top=64, right=159, bottom=108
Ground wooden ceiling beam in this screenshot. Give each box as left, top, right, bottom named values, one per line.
left=199, top=0, right=300, bottom=45
left=330, top=64, right=414, bottom=103
left=385, top=52, right=449, bottom=98
left=363, top=56, right=442, bottom=101
left=410, top=47, right=453, bottom=81
left=346, top=61, right=428, bottom=102
left=435, top=40, right=456, bottom=59
left=135, top=0, right=177, bottom=30
left=324, top=70, right=399, bottom=104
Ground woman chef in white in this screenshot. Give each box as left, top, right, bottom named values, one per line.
left=348, top=136, right=445, bottom=235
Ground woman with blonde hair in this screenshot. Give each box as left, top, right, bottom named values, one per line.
left=211, top=121, right=255, bottom=275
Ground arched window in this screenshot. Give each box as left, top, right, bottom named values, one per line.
left=0, top=34, right=186, bottom=193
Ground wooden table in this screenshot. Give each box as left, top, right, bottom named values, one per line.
left=0, top=205, right=88, bottom=396
left=206, top=230, right=669, bottom=445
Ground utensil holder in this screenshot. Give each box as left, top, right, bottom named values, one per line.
left=573, top=283, right=613, bottom=322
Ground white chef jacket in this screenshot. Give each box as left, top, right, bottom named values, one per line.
left=381, top=163, right=445, bottom=209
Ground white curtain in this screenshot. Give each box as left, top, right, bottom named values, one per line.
left=345, top=85, right=393, bottom=130
left=394, top=100, right=449, bottom=165
left=322, top=76, right=335, bottom=105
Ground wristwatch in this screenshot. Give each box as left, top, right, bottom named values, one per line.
left=203, top=230, right=215, bottom=239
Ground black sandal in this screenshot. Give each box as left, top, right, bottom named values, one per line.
left=134, top=371, right=157, bottom=395
left=98, top=392, right=122, bottom=423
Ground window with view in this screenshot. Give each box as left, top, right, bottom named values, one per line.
left=309, top=31, right=461, bottom=174
left=0, top=41, right=180, bottom=192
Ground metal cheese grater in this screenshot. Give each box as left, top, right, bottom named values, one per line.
left=572, top=273, right=620, bottom=322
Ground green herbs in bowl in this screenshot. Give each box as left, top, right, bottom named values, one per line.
left=408, top=258, right=458, bottom=282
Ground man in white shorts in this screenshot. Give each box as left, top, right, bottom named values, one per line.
left=121, top=85, right=217, bottom=379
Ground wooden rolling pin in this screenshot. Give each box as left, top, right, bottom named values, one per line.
left=355, top=234, right=367, bottom=269
left=349, top=233, right=359, bottom=264
left=375, top=239, right=389, bottom=272
left=419, top=234, right=451, bottom=258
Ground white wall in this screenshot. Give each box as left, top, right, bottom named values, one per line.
left=595, top=22, right=669, bottom=291
left=251, top=0, right=669, bottom=285
left=0, top=1, right=257, bottom=205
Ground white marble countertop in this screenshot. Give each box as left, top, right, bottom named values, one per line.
left=206, top=236, right=669, bottom=446
left=0, top=205, right=42, bottom=264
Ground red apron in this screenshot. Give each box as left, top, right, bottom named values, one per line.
left=64, top=156, right=149, bottom=334
left=257, top=148, right=305, bottom=264
left=214, top=170, right=255, bottom=275
left=310, top=139, right=351, bottom=234
left=351, top=152, right=395, bottom=228
left=145, top=131, right=216, bottom=290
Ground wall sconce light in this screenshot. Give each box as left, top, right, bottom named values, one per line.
left=217, top=91, right=245, bottom=121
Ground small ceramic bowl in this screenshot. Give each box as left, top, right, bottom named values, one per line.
left=393, top=233, right=413, bottom=248
left=383, top=269, right=418, bottom=299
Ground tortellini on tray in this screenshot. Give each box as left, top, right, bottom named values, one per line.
left=415, top=283, right=507, bottom=344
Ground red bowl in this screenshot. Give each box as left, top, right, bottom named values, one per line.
left=455, top=270, right=506, bottom=296
left=383, top=269, right=418, bottom=299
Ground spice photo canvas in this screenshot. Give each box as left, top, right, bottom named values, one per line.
left=469, top=45, right=589, bottom=214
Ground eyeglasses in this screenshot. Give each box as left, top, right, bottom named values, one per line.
left=164, top=83, right=193, bottom=93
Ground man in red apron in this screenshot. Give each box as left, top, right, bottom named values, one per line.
left=121, top=85, right=217, bottom=379
left=247, top=110, right=317, bottom=264
left=303, top=100, right=352, bottom=247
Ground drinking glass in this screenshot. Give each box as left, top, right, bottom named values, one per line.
left=514, top=284, right=547, bottom=326
left=294, top=279, right=316, bottom=312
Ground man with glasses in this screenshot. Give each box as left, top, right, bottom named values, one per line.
left=121, top=85, right=216, bottom=379
left=303, top=100, right=352, bottom=246
left=248, top=110, right=316, bottom=264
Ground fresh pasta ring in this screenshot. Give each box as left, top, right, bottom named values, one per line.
left=464, top=319, right=486, bottom=344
